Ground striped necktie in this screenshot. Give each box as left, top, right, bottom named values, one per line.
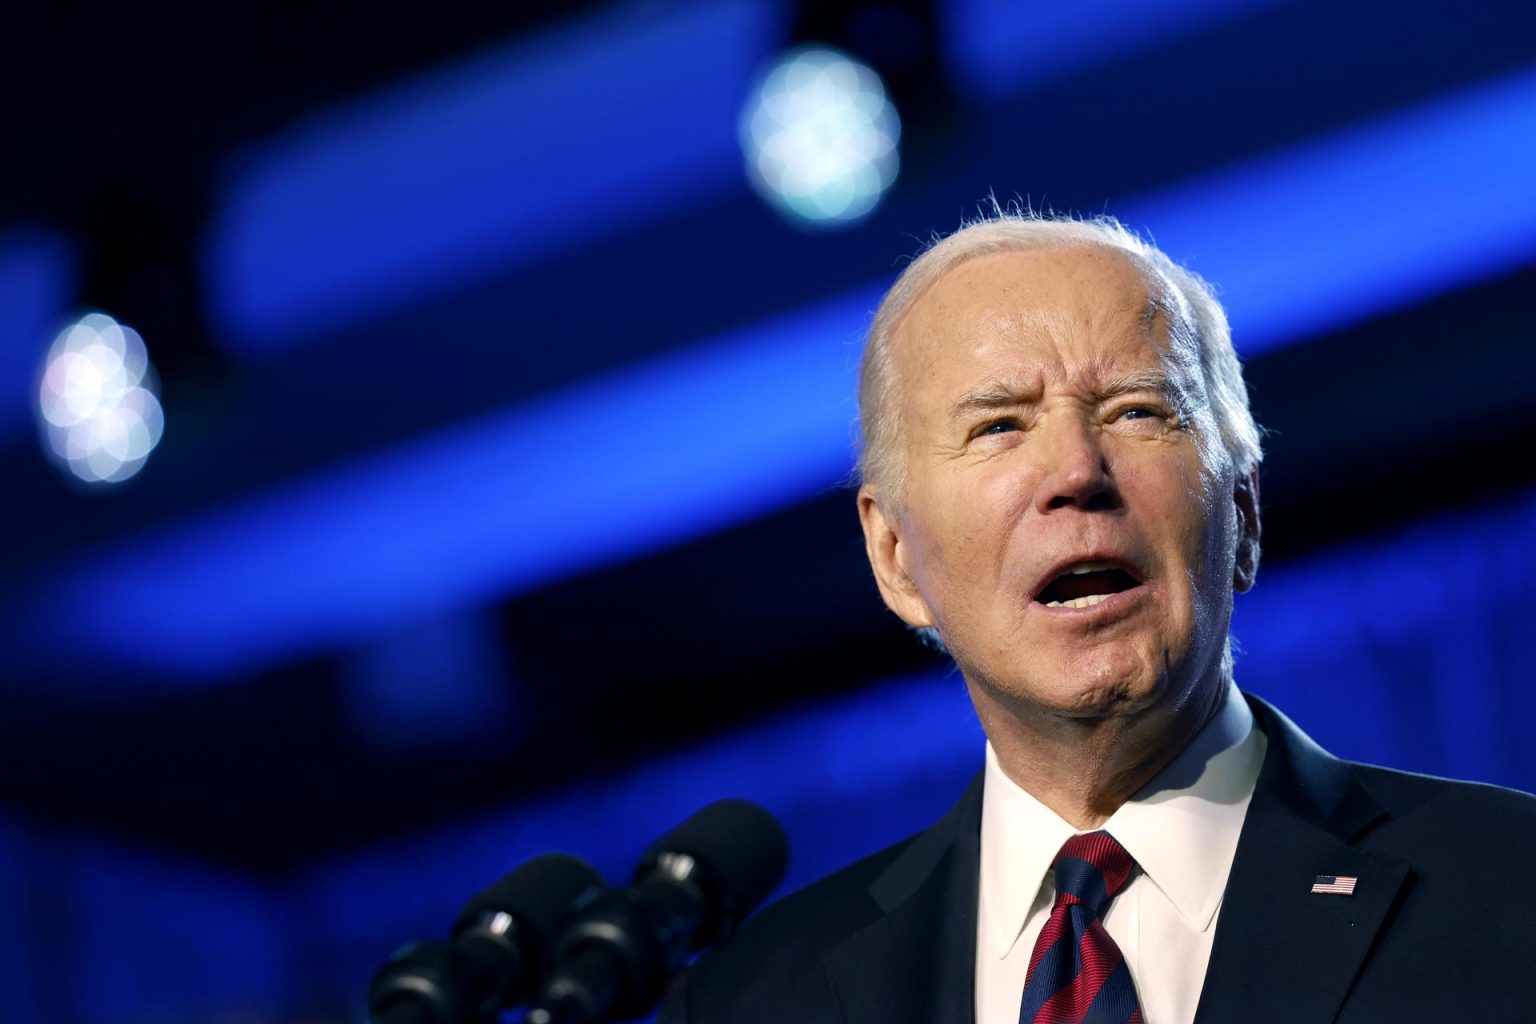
left=1017, top=830, right=1142, bottom=1024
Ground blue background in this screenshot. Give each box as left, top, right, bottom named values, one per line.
left=3, top=0, right=1534, bottom=1020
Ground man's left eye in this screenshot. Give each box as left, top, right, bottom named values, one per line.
left=1118, top=407, right=1161, bottom=421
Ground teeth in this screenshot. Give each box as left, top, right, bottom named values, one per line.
left=1065, top=561, right=1118, bottom=575
left=1043, top=593, right=1113, bottom=610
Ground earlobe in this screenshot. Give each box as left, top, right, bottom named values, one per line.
left=857, top=486, right=936, bottom=629
left=1232, top=469, right=1262, bottom=592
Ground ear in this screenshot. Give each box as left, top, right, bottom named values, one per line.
left=857, top=485, right=937, bottom=629
left=1232, top=468, right=1261, bottom=593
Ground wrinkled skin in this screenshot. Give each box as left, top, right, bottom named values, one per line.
left=859, top=245, right=1260, bottom=819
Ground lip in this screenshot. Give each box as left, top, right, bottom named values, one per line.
left=1026, top=552, right=1152, bottom=623
left=1027, top=582, right=1151, bottom=623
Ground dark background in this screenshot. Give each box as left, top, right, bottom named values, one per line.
left=3, top=0, right=1535, bottom=1020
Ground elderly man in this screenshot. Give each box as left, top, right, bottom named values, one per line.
left=659, top=215, right=1536, bottom=1023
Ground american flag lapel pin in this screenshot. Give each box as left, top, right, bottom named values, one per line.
left=1311, top=874, right=1358, bottom=896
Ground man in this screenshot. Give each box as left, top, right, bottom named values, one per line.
left=659, top=214, right=1536, bottom=1022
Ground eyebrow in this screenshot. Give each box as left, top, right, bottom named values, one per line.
left=948, top=368, right=1177, bottom=421
left=1099, top=367, right=1177, bottom=400
left=948, top=382, right=1039, bottom=420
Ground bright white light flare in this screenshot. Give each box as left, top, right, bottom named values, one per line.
left=37, top=313, right=164, bottom=484
left=740, top=47, right=901, bottom=226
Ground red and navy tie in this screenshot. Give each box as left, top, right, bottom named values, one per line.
left=1017, top=831, right=1142, bottom=1024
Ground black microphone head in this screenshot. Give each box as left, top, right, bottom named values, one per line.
left=452, top=851, right=606, bottom=1002
left=634, top=798, right=789, bottom=947
left=371, top=854, right=604, bottom=1022
left=456, top=852, right=605, bottom=943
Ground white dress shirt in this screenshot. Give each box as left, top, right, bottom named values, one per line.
left=976, top=683, right=1266, bottom=1024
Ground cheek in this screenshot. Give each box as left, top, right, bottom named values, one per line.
left=1182, top=476, right=1241, bottom=633
left=906, top=470, right=1028, bottom=606
left=1116, top=453, right=1205, bottom=533
left=1156, top=451, right=1219, bottom=548
left=1117, top=452, right=1225, bottom=606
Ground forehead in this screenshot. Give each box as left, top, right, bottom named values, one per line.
left=891, top=244, right=1180, bottom=400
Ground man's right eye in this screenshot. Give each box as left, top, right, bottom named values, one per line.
left=979, top=419, right=1019, bottom=436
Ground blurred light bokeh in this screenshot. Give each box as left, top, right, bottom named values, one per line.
left=741, top=46, right=901, bottom=225
left=37, top=313, right=164, bottom=484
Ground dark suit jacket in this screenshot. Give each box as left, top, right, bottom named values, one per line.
left=659, top=695, right=1536, bottom=1023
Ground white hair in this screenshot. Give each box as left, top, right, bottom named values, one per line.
left=856, top=210, right=1263, bottom=503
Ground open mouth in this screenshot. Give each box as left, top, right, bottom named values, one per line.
left=1034, top=561, right=1143, bottom=610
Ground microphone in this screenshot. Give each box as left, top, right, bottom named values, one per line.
left=527, top=799, right=789, bottom=1024
left=368, top=852, right=606, bottom=1024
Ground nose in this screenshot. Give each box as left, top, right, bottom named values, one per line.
left=1035, top=413, right=1120, bottom=514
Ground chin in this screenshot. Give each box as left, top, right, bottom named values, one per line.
left=1046, top=677, right=1163, bottom=719
left=1061, top=682, right=1146, bottom=714
left=1032, top=649, right=1170, bottom=719
left=968, top=659, right=1167, bottom=723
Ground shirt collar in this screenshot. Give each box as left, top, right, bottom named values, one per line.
left=979, top=682, right=1265, bottom=958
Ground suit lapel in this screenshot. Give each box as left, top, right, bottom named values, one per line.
left=1194, top=697, right=1409, bottom=1024
left=818, top=696, right=1411, bottom=1024
left=823, top=773, right=982, bottom=1024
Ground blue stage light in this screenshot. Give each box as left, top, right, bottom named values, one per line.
left=740, top=46, right=901, bottom=226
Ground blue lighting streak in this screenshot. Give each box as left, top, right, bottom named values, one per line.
left=0, top=227, right=75, bottom=438
left=1122, top=65, right=1536, bottom=356
left=941, top=0, right=1283, bottom=100
left=30, top=287, right=880, bottom=681
left=17, top=66, right=1536, bottom=681
left=205, top=0, right=783, bottom=354
left=342, top=609, right=518, bottom=751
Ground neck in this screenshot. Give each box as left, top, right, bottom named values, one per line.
left=970, top=677, right=1228, bottom=829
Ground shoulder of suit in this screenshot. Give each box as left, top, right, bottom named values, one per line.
left=1348, top=760, right=1536, bottom=859
left=665, top=829, right=921, bottom=1022
left=1350, top=759, right=1536, bottom=820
